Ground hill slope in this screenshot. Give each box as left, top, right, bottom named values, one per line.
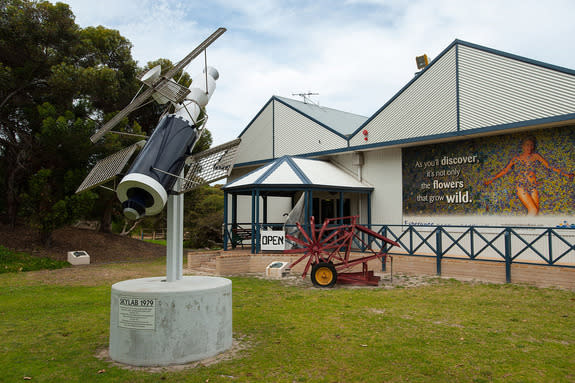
left=0, top=224, right=165, bottom=264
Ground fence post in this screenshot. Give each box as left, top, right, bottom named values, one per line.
left=505, top=228, right=512, bottom=283
left=382, top=226, right=387, bottom=272
left=436, top=226, right=442, bottom=276
left=548, top=229, right=553, bottom=264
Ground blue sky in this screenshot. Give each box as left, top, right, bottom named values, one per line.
left=62, top=0, right=575, bottom=145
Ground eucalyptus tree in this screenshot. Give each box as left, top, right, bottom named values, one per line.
left=0, top=0, right=140, bottom=243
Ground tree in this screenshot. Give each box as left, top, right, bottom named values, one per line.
left=183, top=185, right=224, bottom=248
left=0, top=0, right=80, bottom=226
left=20, top=168, right=96, bottom=246
left=0, top=0, right=139, bottom=241
left=0, top=0, right=219, bottom=243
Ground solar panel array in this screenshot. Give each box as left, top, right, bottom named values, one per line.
left=75, top=141, right=145, bottom=193
left=180, top=138, right=241, bottom=193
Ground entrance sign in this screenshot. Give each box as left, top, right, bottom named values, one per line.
left=118, top=296, right=156, bottom=330
left=260, top=230, right=286, bottom=251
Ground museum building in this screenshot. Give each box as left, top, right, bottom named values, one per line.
left=216, top=39, right=575, bottom=286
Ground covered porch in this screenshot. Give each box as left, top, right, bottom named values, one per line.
left=222, top=156, right=374, bottom=253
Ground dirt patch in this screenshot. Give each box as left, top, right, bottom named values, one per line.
left=0, top=223, right=165, bottom=264
left=96, top=335, right=250, bottom=373
left=243, top=272, right=441, bottom=289
left=24, top=262, right=167, bottom=286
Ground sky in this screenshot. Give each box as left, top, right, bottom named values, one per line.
left=61, top=0, right=575, bottom=146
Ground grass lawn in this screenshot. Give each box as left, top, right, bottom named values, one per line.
left=142, top=239, right=167, bottom=246
left=0, top=245, right=69, bottom=274
left=1, top=260, right=574, bottom=382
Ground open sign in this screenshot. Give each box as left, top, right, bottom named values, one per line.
left=260, top=230, right=285, bottom=251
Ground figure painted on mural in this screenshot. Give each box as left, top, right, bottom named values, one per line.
left=484, top=136, right=574, bottom=215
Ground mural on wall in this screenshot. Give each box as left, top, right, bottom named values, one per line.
left=402, top=126, right=575, bottom=225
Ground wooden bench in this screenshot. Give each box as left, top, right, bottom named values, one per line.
left=231, top=227, right=252, bottom=249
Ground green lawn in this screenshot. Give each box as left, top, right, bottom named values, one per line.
left=1, top=261, right=574, bottom=382
left=0, top=245, right=69, bottom=274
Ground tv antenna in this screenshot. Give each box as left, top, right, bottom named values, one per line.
left=292, top=92, right=319, bottom=105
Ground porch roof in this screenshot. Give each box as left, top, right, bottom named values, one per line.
left=222, top=156, right=373, bottom=194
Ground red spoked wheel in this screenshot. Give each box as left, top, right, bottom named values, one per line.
left=284, top=216, right=352, bottom=281
left=284, top=215, right=401, bottom=287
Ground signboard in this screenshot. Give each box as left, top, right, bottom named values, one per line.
left=402, top=126, right=575, bottom=226
left=118, top=296, right=156, bottom=330
left=260, top=230, right=286, bottom=251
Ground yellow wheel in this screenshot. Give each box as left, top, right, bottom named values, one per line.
left=311, top=262, right=337, bottom=288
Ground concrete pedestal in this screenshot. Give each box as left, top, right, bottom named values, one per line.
left=109, top=276, right=232, bottom=366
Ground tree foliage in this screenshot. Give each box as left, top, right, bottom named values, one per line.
left=183, top=185, right=225, bottom=248
left=0, top=0, right=221, bottom=246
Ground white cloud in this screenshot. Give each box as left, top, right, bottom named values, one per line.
left=62, top=0, right=575, bottom=145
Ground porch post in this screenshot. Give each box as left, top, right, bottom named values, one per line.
left=367, top=191, right=372, bottom=229
left=339, top=191, right=344, bottom=224
left=305, top=190, right=313, bottom=236
left=263, top=195, right=268, bottom=225
left=255, top=189, right=261, bottom=253
left=231, top=194, right=238, bottom=250
left=223, top=191, right=229, bottom=250
left=232, top=194, right=238, bottom=227
left=251, top=190, right=256, bottom=254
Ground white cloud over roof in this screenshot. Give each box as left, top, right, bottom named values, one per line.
left=62, top=0, right=575, bottom=147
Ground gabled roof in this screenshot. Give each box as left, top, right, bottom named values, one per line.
left=274, top=96, right=368, bottom=136
left=347, top=39, right=575, bottom=147
left=223, top=156, right=373, bottom=192
left=233, top=39, right=575, bottom=168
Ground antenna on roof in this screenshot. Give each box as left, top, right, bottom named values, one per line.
left=292, top=92, right=319, bottom=105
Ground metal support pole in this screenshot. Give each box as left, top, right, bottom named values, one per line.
left=166, top=192, right=184, bottom=282
left=166, top=171, right=184, bottom=282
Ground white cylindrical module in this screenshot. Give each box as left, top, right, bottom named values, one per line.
left=116, top=67, right=219, bottom=220
left=109, top=276, right=232, bottom=366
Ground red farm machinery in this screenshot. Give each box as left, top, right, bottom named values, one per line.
left=284, top=216, right=400, bottom=287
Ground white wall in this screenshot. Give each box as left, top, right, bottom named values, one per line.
left=362, top=148, right=403, bottom=225
left=330, top=149, right=403, bottom=225
left=227, top=194, right=292, bottom=227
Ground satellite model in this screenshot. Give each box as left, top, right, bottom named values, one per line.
left=76, top=28, right=239, bottom=281
left=77, top=27, right=239, bottom=218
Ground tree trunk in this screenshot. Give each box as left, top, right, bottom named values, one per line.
left=99, top=195, right=116, bottom=233
left=5, top=168, right=18, bottom=229
left=4, top=146, right=28, bottom=229
left=120, top=218, right=142, bottom=236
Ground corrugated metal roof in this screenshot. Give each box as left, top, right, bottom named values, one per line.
left=347, top=39, right=575, bottom=147
left=275, top=96, right=368, bottom=136
left=458, top=44, right=575, bottom=131
left=274, top=100, right=349, bottom=156
left=223, top=156, right=372, bottom=191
